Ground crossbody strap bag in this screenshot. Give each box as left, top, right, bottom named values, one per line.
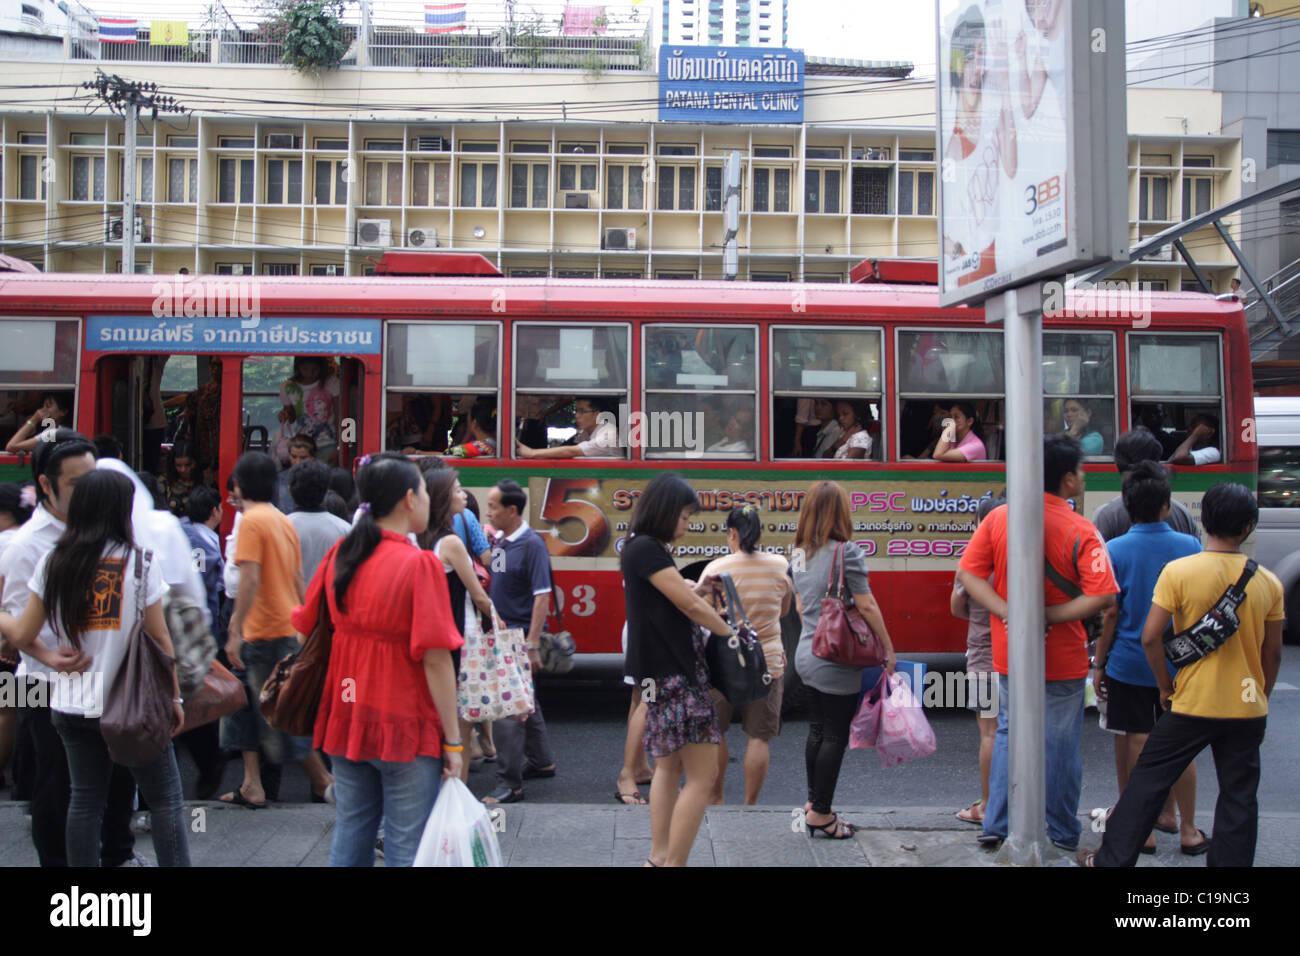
left=1163, top=559, right=1258, bottom=668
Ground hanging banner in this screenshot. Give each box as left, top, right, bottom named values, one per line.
left=659, top=46, right=804, bottom=124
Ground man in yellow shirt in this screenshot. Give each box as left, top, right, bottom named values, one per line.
left=1085, top=483, right=1284, bottom=867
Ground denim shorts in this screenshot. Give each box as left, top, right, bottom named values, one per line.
left=222, top=636, right=313, bottom=763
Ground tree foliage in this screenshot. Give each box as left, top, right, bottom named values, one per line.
left=260, top=0, right=350, bottom=75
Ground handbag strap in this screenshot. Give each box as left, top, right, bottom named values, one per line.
left=824, top=541, right=843, bottom=598
left=719, top=572, right=749, bottom=626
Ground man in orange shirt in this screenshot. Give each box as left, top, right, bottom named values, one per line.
left=958, top=434, right=1118, bottom=852
left=220, top=452, right=333, bottom=809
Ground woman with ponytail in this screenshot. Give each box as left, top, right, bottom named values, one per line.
left=694, top=506, right=793, bottom=804
left=291, top=453, right=464, bottom=867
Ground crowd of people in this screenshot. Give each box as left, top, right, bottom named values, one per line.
left=0, top=415, right=1281, bottom=868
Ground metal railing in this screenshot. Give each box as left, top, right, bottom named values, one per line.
left=1246, top=256, right=1300, bottom=350
left=367, top=26, right=650, bottom=70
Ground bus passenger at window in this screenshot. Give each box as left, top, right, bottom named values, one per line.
left=707, top=405, right=754, bottom=455
left=5, top=392, right=73, bottom=454
left=446, top=402, right=498, bottom=459
left=1168, top=414, right=1220, bottom=466
left=810, top=399, right=843, bottom=458
left=825, top=401, right=873, bottom=460
left=387, top=394, right=451, bottom=454
left=516, top=395, right=573, bottom=450
left=1061, top=399, right=1103, bottom=456
left=932, top=402, right=987, bottom=462
left=276, top=435, right=316, bottom=513
left=164, top=357, right=222, bottom=477
left=277, top=356, right=339, bottom=466
left=515, top=397, right=620, bottom=459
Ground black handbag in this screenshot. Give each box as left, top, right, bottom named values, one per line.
left=703, top=572, right=772, bottom=706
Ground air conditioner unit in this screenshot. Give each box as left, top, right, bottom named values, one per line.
left=231, top=264, right=245, bottom=275
left=1141, top=244, right=1174, bottom=261
left=603, top=227, right=636, bottom=251
left=105, top=213, right=146, bottom=243
left=406, top=227, right=437, bottom=248
left=356, top=218, right=393, bottom=248
left=412, top=136, right=450, bottom=151
left=265, top=133, right=301, bottom=150
left=325, top=264, right=337, bottom=275
left=564, top=192, right=590, bottom=209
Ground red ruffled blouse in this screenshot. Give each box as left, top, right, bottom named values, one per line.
left=291, top=530, right=464, bottom=762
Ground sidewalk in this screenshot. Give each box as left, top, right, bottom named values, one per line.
left=3, top=802, right=1297, bottom=866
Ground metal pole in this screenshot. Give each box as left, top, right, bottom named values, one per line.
left=123, top=99, right=137, bottom=274
left=723, top=149, right=740, bottom=280
left=997, top=282, right=1047, bottom=866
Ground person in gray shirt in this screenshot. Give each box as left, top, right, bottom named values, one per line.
left=792, top=481, right=896, bottom=841
left=287, top=459, right=351, bottom=584
left=1092, top=428, right=1199, bottom=542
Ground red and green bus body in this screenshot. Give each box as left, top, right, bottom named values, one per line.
left=0, top=269, right=1256, bottom=657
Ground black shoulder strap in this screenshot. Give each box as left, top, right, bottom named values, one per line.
left=545, top=555, right=563, bottom=628
left=1044, top=535, right=1085, bottom=600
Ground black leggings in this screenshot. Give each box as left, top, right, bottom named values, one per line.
left=804, top=687, right=860, bottom=815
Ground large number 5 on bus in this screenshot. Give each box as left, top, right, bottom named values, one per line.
left=539, top=478, right=610, bottom=557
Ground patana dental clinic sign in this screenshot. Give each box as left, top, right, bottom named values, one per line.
left=659, top=46, right=805, bottom=123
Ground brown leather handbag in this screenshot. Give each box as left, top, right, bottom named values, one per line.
left=811, top=542, right=885, bottom=668
left=100, top=549, right=178, bottom=767
left=178, top=659, right=246, bottom=734
left=258, top=559, right=333, bottom=737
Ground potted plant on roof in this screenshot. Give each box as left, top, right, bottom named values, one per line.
left=265, top=0, right=350, bottom=75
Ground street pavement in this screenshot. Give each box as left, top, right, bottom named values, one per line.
left=2, top=800, right=1297, bottom=867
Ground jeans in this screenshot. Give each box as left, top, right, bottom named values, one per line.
left=804, top=687, right=860, bottom=815
left=329, top=754, right=442, bottom=867
left=983, top=675, right=1085, bottom=849
left=494, top=695, right=556, bottom=792
left=27, top=699, right=136, bottom=867
left=229, top=637, right=312, bottom=763
left=1097, top=712, right=1266, bottom=867
left=52, top=711, right=190, bottom=867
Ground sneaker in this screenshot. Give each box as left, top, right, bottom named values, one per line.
left=1051, top=839, right=1078, bottom=853
left=116, top=851, right=155, bottom=868
left=132, top=812, right=151, bottom=834
left=976, top=832, right=1003, bottom=848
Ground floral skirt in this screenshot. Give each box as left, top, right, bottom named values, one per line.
left=641, top=638, right=721, bottom=758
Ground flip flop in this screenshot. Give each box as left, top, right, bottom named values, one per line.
left=1181, top=828, right=1211, bottom=856
left=955, top=799, right=985, bottom=825
left=219, top=789, right=266, bottom=810
left=614, top=790, right=647, bottom=806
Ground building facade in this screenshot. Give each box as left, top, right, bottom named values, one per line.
left=660, top=0, right=786, bottom=48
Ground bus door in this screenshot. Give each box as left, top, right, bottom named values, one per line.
left=238, top=354, right=367, bottom=471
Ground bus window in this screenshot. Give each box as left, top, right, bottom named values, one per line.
left=1043, top=332, right=1116, bottom=458
left=645, top=325, right=756, bottom=459
left=897, top=330, right=1003, bottom=460
left=0, top=319, right=80, bottom=453
left=1127, top=332, right=1223, bottom=461
left=771, top=327, right=882, bottom=459
left=386, top=323, right=500, bottom=454
left=515, top=324, right=628, bottom=459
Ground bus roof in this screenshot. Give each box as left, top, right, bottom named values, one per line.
left=0, top=272, right=1245, bottom=331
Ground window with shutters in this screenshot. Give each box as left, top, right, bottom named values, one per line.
left=410, top=161, right=450, bottom=207
left=458, top=161, right=498, bottom=207
left=265, top=159, right=303, bottom=205
left=510, top=161, right=550, bottom=208
left=313, top=159, right=349, bottom=205
left=605, top=163, right=645, bottom=210
left=364, top=160, right=403, bottom=206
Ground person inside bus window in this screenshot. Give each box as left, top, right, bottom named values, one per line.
left=901, top=402, right=949, bottom=459
left=516, top=396, right=621, bottom=459
left=1061, top=398, right=1104, bottom=456
left=823, top=401, right=873, bottom=460
left=932, top=402, right=987, bottom=462
left=276, top=435, right=316, bottom=513
left=1168, top=413, right=1220, bottom=466
left=516, top=395, right=574, bottom=450
left=806, top=399, right=842, bottom=458
left=387, top=394, right=451, bottom=454
left=4, top=391, right=74, bottom=454
left=1132, top=403, right=1178, bottom=460
left=707, top=404, right=755, bottom=455
left=278, top=356, right=340, bottom=466
left=446, top=402, right=498, bottom=459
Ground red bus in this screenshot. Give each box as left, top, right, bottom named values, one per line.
left=0, top=260, right=1255, bottom=665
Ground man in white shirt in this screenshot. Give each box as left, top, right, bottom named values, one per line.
left=0, top=431, right=140, bottom=867
left=1169, top=415, right=1222, bottom=466
left=515, top=397, right=622, bottom=459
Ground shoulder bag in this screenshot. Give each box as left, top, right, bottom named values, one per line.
left=259, top=556, right=334, bottom=737
left=164, top=587, right=216, bottom=699
left=1164, top=560, right=1258, bottom=668
left=811, top=542, right=885, bottom=668
left=538, top=563, right=576, bottom=675
left=703, top=572, right=772, bottom=706
left=101, top=549, right=178, bottom=767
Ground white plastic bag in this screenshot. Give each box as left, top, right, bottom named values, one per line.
left=413, top=777, right=504, bottom=867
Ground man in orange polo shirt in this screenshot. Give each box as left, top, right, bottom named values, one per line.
left=959, top=434, right=1118, bottom=851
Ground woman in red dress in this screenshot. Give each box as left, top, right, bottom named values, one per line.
left=292, top=452, right=464, bottom=867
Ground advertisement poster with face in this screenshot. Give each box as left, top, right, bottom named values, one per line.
left=938, top=0, right=1071, bottom=296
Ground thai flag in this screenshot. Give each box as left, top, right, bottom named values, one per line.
left=99, top=18, right=139, bottom=43
left=424, top=3, right=466, bottom=34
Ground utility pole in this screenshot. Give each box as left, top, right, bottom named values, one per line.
left=723, top=150, right=740, bottom=280
left=81, top=72, right=187, bottom=274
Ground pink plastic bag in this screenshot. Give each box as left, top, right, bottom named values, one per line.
left=876, top=672, right=937, bottom=767
left=849, top=672, right=887, bottom=750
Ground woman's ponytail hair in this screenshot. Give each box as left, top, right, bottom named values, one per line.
left=333, top=453, right=421, bottom=612
left=724, top=506, right=762, bottom=554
